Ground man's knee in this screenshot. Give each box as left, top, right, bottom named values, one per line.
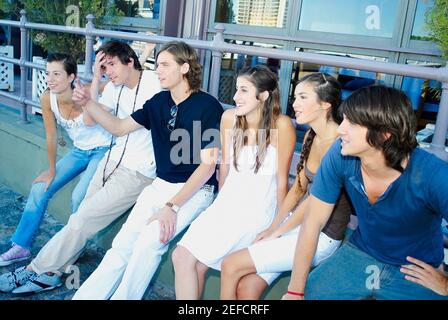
left=65, top=208, right=92, bottom=233
left=133, top=222, right=164, bottom=251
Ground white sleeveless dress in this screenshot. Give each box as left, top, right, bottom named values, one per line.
left=178, top=128, right=278, bottom=271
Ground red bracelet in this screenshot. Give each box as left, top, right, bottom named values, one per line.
left=287, top=290, right=305, bottom=297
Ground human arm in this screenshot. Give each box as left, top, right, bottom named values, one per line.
left=138, top=33, right=156, bottom=67
left=282, top=195, right=335, bottom=300
left=81, top=51, right=110, bottom=126
left=90, top=51, right=107, bottom=101
left=281, top=140, right=345, bottom=299
left=72, top=79, right=142, bottom=136
left=275, top=115, right=297, bottom=212
left=218, top=109, right=234, bottom=190
left=34, top=92, right=57, bottom=190
left=400, top=256, right=448, bottom=296
left=148, top=147, right=219, bottom=243
left=254, top=116, right=297, bottom=242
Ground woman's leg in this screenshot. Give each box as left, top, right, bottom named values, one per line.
left=196, top=261, right=209, bottom=299
left=236, top=273, right=269, bottom=300
left=220, top=248, right=257, bottom=299
left=11, top=149, right=88, bottom=249
left=70, top=147, right=107, bottom=213
left=172, top=245, right=209, bottom=300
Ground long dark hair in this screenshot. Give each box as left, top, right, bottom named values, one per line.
left=295, top=73, right=342, bottom=192
left=233, top=65, right=281, bottom=173
left=341, top=85, right=417, bottom=172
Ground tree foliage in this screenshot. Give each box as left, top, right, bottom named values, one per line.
left=0, top=0, right=123, bottom=62
left=425, top=0, right=448, bottom=61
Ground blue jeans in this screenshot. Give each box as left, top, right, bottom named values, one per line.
left=305, top=241, right=447, bottom=300
left=11, top=146, right=108, bottom=249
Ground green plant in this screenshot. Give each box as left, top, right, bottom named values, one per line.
left=0, top=0, right=123, bottom=63
left=425, top=0, right=448, bottom=62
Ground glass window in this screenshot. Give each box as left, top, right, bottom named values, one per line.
left=299, top=0, right=399, bottom=37
left=402, top=59, right=441, bottom=128
left=411, top=0, right=433, bottom=40
left=115, top=0, right=160, bottom=19
left=215, top=0, right=289, bottom=28
left=288, top=49, right=387, bottom=116
left=217, top=40, right=283, bottom=104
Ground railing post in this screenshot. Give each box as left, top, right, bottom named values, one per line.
left=84, top=14, right=95, bottom=79
left=19, top=9, right=29, bottom=123
left=429, top=71, right=448, bottom=162
left=208, top=24, right=225, bottom=99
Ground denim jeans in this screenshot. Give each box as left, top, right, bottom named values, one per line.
left=11, top=146, right=108, bottom=249
left=306, top=241, right=448, bottom=300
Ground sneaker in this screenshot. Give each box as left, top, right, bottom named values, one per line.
left=0, top=266, right=36, bottom=292
left=0, top=244, right=32, bottom=267
left=12, top=272, right=62, bottom=294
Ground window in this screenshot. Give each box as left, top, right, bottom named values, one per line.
left=288, top=49, right=388, bottom=117
left=298, top=0, right=399, bottom=38
left=217, top=40, right=283, bottom=104
left=411, top=0, right=433, bottom=41
left=402, top=59, right=441, bottom=127
left=115, top=0, right=160, bottom=19
left=215, top=0, right=289, bottom=28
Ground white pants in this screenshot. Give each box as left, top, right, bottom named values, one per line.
left=248, top=224, right=342, bottom=285
left=73, top=178, right=214, bottom=300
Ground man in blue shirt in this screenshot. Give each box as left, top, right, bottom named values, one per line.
left=284, top=85, right=448, bottom=300
left=71, top=41, right=223, bottom=299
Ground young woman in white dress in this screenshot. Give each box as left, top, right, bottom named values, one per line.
left=220, top=73, right=352, bottom=300
left=171, top=65, right=296, bottom=300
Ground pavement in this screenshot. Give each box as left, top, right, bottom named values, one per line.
left=0, top=183, right=175, bottom=300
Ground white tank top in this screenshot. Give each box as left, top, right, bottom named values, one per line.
left=50, top=92, right=111, bottom=150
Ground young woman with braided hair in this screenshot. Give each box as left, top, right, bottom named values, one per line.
left=220, top=73, right=353, bottom=300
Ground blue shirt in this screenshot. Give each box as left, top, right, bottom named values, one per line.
left=131, top=90, right=223, bottom=188
left=311, top=139, right=448, bottom=267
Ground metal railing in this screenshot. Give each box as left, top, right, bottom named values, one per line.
left=0, top=10, right=447, bottom=161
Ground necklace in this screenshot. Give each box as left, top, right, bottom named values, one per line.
left=56, top=98, right=76, bottom=147
left=102, top=70, right=143, bottom=187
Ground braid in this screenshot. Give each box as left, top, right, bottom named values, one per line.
left=296, top=129, right=316, bottom=193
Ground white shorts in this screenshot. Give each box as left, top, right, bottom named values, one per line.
left=248, top=224, right=342, bottom=285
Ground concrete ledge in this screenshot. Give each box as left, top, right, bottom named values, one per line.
left=0, top=106, right=290, bottom=299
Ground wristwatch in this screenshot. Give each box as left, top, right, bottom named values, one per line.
left=165, top=202, right=180, bottom=214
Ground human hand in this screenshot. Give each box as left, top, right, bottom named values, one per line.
left=147, top=205, right=177, bottom=244
left=253, top=227, right=279, bottom=243
left=93, top=50, right=107, bottom=80
left=33, top=169, right=55, bottom=191
left=72, top=78, right=91, bottom=108
left=401, top=256, right=448, bottom=296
